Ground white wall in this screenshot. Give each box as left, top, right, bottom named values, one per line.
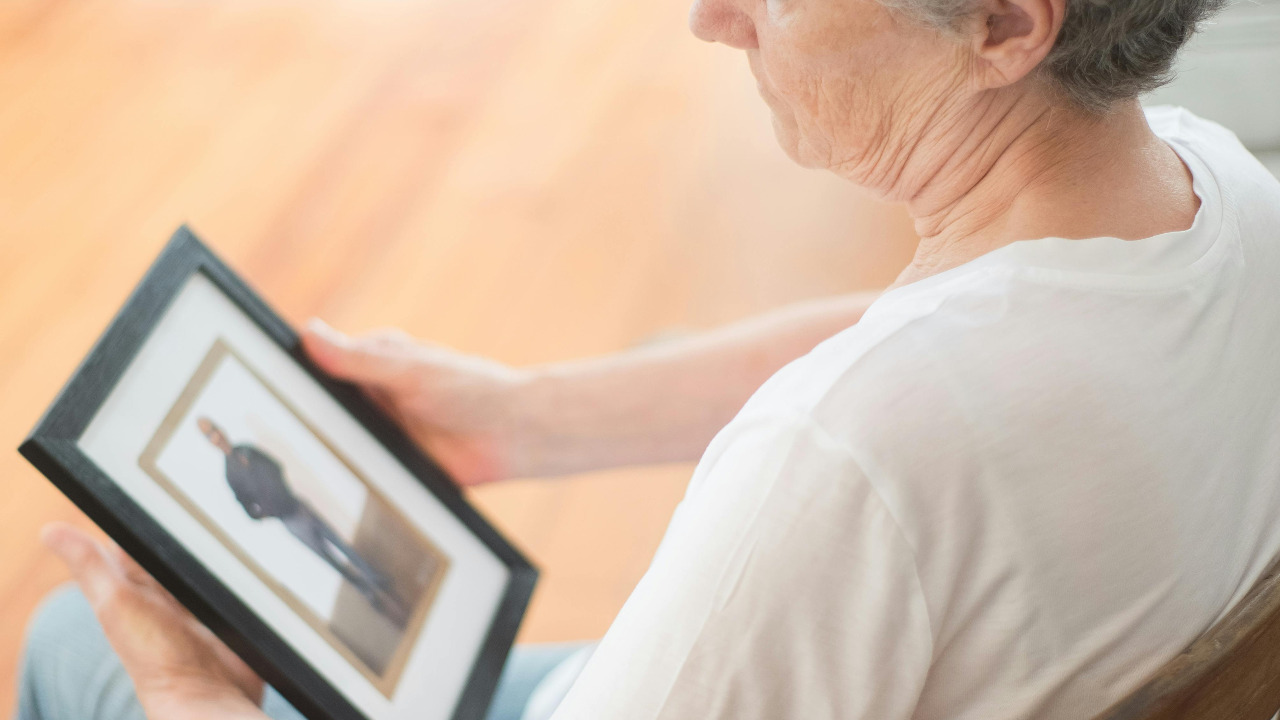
left=1144, top=0, right=1280, bottom=175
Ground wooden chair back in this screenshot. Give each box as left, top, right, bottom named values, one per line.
left=1092, top=556, right=1280, bottom=720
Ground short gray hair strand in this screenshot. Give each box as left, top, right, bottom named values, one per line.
left=883, top=0, right=1229, bottom=112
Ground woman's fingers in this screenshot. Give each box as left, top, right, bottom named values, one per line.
left=301, top=319, right=419, bottom=390
left=41, top=524, right=123, bottom=608
left=40, top=524, right=268, bottom=713
left=44, top=524, right=162, bottom=595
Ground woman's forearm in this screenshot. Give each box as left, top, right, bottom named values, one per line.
left=516, top=291, right=881, bottom=476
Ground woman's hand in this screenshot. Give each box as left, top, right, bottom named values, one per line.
left=43, top=524, right=267, bottom=720
left=301, top=320, right=537, bottom=485
left=300, top=295, right=881, bottom=482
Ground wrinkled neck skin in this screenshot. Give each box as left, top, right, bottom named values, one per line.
left=850, top=86, right=1200, bottom=289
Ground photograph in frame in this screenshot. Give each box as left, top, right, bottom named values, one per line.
left=20, top=227, right=537, bottom=720
left=139, top=338, right=450, bottom=697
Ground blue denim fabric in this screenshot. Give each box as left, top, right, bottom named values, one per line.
left=15, top=586, right=587, bottom=720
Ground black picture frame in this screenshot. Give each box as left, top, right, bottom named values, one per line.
left=19, top=225, right=537, bottom=720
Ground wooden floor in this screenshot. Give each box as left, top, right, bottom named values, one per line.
left=0, top=0, right=917, bottom=711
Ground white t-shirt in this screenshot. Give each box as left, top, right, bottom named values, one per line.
left=548, top=107, right=1280, bottom=720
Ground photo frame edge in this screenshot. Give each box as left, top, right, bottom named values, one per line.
left=18, top=435, right=367, bottom=720
left=29, top=226, right=202, bottom=442
left=450, top=564, right=540, bottom=720
left=19, top=225, right=541, bottom=720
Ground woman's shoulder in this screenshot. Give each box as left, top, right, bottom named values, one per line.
left=1144, top=104, right=1238, bottom=146
left=735, top=265, right=1173, bottom=476
left=1148, top=105, right=1280, bottom=213
left=728, top=289, right=998, bottom=474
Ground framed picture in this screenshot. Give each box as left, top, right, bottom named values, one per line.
left=20, top=226, right=537, bottom=720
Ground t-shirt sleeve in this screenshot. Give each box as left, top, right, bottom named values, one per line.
left=550, top=414, right=934, bottom=720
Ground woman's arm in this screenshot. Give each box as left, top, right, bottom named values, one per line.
left=516, top=291, right=881, bottom=475
left=304, top=291, right=880, bottom=482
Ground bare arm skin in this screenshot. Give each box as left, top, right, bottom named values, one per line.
left=302, top=291, right=881, bottom=484
left=515, top=291, right=882, bottom=476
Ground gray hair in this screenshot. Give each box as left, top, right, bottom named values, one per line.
left=883, top=0, right=1228, bottom=112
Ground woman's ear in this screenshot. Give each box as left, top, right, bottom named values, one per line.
left=969, top=0, right=1066, bottom=90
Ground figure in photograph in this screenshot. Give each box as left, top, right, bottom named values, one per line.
left=196, top=417, right=411, bottom=627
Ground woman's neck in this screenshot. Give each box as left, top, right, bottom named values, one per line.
left=891, top=95, right=1199, bottom=288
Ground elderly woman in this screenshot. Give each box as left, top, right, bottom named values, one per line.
left=20, top=0, right=1280, bottom=714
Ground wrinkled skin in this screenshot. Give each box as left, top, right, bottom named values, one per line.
left=688, top=0, right=1198, bottom=284
left=693, top=0, right=972, bottom=193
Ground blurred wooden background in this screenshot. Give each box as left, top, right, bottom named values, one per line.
left=0, top=0, right=916, bottom=710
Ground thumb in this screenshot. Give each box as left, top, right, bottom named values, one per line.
left=42, top=524, right=122, bottom=608
left=301, top=319, right=417, bottom=389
